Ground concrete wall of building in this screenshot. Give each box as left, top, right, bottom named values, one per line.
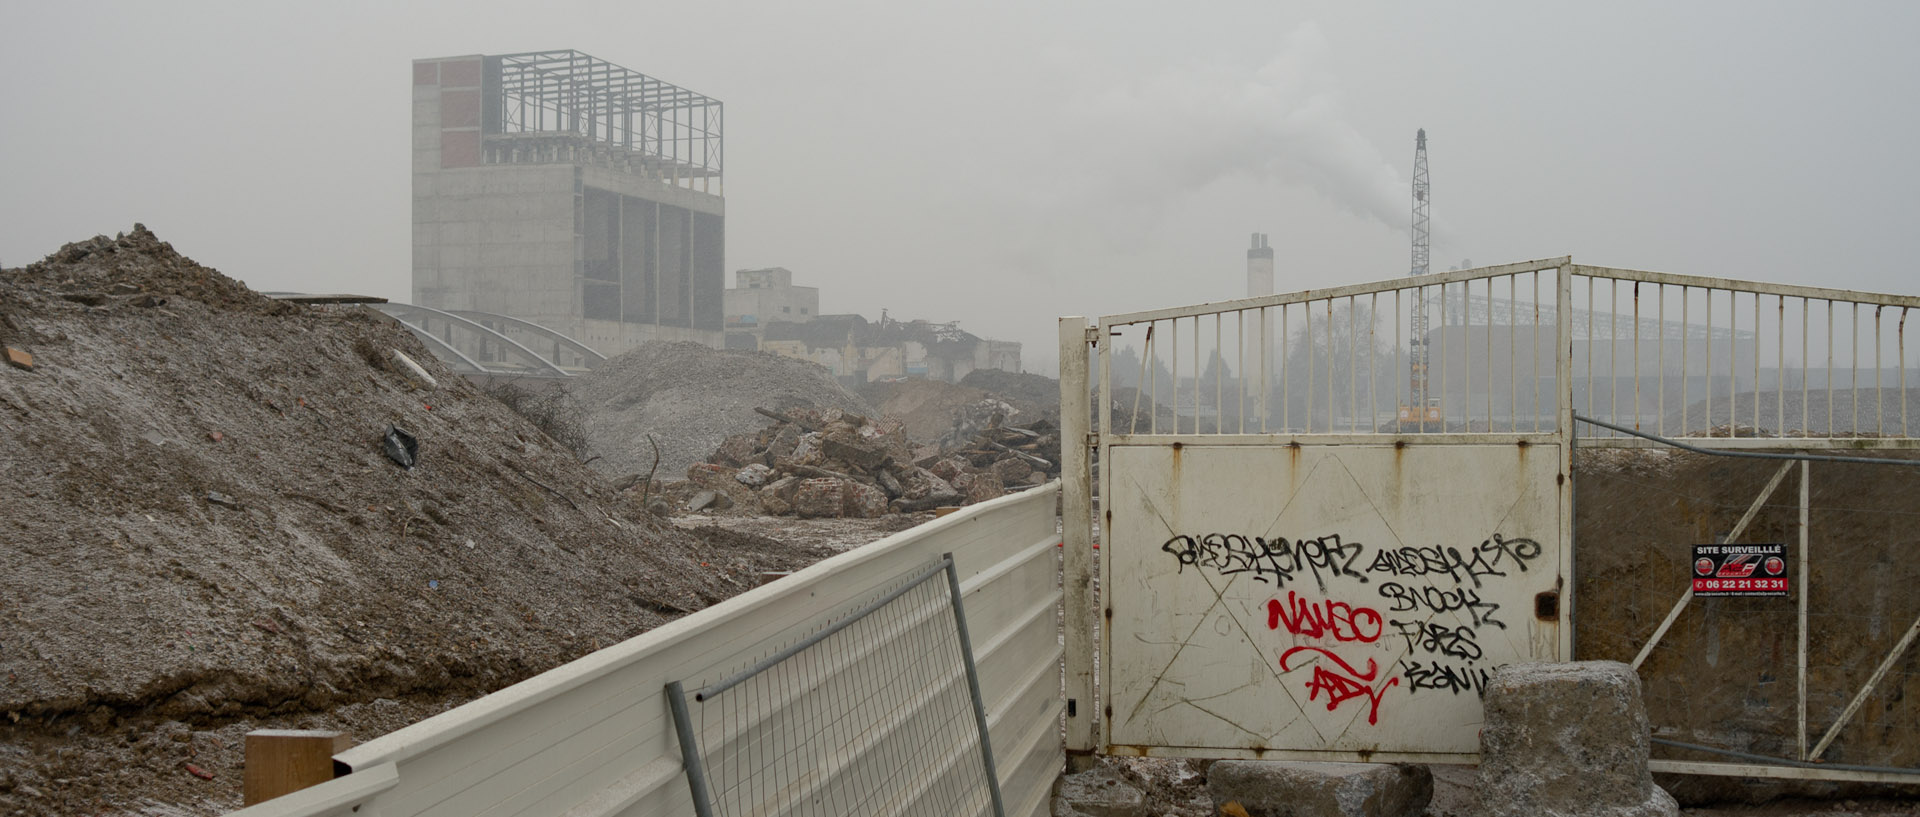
left=724, top=268, right=819, bottom=333
left=572, top=318, right=723, bottom=358
left=724, top=285, right=819, bottom=328
left=412, top=54, right=728, bottom=363
left=414, top=163, right=577, bottom=322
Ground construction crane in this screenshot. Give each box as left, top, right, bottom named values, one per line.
left=1402, top=128, right=1436, bottom=427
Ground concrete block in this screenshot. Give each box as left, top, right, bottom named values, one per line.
left=792, top=478, right=844, bottom=519
left=1207, top=761, right=1431, bottom=817
left=1052, top=765, right=1148, bottom=817
left=1478, top=661, right=1677, bottom=817
left=822, top=432, right=887, bottom=471
left=841, top=481, right=887, bottom=518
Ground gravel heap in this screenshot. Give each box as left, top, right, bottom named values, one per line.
left=574, top=342, right=874, bottom=481
left=0, top=227, right=793, bottom=815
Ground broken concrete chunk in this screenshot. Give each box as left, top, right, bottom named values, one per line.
left=205, top=491, right=244, bottom=510
left=1053, top=765, right=1149, bottom=817
left=989, top=456, right=1033, bottom=485
left=686, top=463, right=738, bottom=491
left=927, top=456, right=968, bottom=481
left=875, top=468, right=903, bottom=497
left=821, top=432, right=887, bottom=471
left=735, top=463, right=773, bottom=487
left=1207, top=761, right=1431, bottom=817
left=1478, top=661, right=1677, bottom=817
left=842, top=481, right=888, bottom=518
left=791, top=478, right=844, bottom=519
left=963, top=471, right=1005, bottom=503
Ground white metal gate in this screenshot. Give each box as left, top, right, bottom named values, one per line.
left=1062, top=258, right=1576, bottom=762
left=1060, top=257, right=1920, bottom=779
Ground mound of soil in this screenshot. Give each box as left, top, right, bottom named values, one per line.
left=864, top=378, right=993, bottom=442
left=958, top=368, right=1060, bottom=409
left=0, top=227, right=766, bottom=814
left=574, top=342, right=874, bottom=481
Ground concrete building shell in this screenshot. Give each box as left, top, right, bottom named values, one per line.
left=759, top=314, right=1021, bottom=385
left=412, top=52, right=726, bottom=361
left=724, top=267, right=818, bottom=331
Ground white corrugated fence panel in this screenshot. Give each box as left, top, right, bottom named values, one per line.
left=228, top=483, right=1063, bottom=817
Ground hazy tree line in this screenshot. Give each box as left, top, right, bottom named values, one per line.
left=1101, top=302, right=1401, bottom=432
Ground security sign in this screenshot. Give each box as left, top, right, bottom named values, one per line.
left=1691, top=543, right=1789, bottom=597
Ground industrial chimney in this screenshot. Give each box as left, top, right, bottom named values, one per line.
left=1246, top=233, right=1274, bottom=299
left=1247, top=233, right=1277, bottom=388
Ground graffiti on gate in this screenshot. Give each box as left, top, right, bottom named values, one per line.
left=1167, top=530, right=1544, bottom=726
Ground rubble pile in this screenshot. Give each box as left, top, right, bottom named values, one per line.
left=0, top=227, right=811, bottom=815
left=574, top=341, right=875, bottom=482
left=668, top=404, right=1059, bottom=518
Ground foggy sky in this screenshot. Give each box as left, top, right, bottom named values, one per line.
left=4, top=1, right=1916, bottom=376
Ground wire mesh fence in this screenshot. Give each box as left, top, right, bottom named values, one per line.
left=667, top=555, right=1005, bottom=817
left=1574, top=449, right=1920, bottom=773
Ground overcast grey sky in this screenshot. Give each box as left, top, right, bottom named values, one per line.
left=4, top=1, right=1916, bottom=374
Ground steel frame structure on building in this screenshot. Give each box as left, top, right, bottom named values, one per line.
left=488, top=50, right=722, bottom=180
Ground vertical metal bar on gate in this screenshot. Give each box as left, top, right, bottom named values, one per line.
left=1797, top=460, right=1810, bottom=759
left=1557, top=262, right=1577, bottom=657
left=943, top=554, right=1008, bottom=817
left=1060, top=318, right=1095, bottom=754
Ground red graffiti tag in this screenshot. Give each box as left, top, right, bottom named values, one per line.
left=1279, top=646, right=1399, bottom=725
left=1267, top=591, right=1384, bottom=643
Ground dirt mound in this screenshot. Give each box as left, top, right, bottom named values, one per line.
left=865, top=378, right=992, bottom=442
left=1655, top=388, right=1920, bottom=438
left=0, top=228, right=748, bottom=815
left=867, top=375, right=1061, bottom=450
left=958, top=368, right=1059, bottom=408
left=574, top=342, right=874, bottom=482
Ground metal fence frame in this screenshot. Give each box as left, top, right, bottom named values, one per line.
left=230, top=485, right=1063, bottom=817
left=1060, top=256, right=1920, bottom=782
left=666, top=554, right=1006, bottom=817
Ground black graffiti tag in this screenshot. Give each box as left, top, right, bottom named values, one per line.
left=1376, top=582, right=1506, bottom=630
left=1402, top=660, right=1492, bottom=697
left=1365, top=534, right=1543, bottom=588
left=1388, top=619, right=1484, bottom=661
left=1161, top=533, right=1368, bottom=591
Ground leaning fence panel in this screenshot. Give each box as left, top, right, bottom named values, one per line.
left=667, top=556, right=1004, bottom=817
left=229, top=486, right=1063, bottom=817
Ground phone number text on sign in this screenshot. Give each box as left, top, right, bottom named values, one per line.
left=1691, top=543, right=1789, bottom=597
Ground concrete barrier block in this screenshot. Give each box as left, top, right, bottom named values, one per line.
left=1206, top=760, right=1431, bottom=817
left=1053, top=765, right=1148, bottom=817
left=1478, top=660, right=1678, bottom=817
